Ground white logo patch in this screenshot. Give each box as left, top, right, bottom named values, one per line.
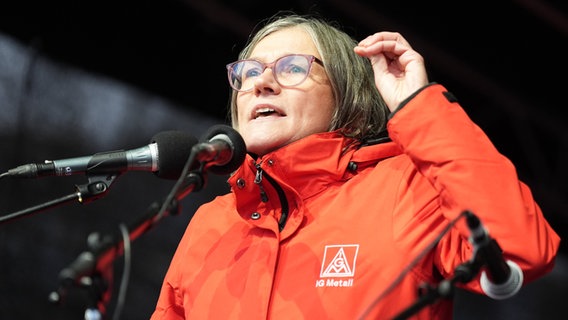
left=315, top=244, right=359, bottom=288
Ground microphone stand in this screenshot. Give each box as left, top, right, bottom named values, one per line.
left=0, top=172, right=120, bottom=225
left=49, top=170, right=206, bottom=319
left=392, top=255, right=483, bottom=320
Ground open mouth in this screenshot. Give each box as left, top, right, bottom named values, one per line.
left=253, top=107, right=284, bottom=119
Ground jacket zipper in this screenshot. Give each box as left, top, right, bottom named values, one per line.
left=254, top=164, right=269, bottom=202
left=254, top=163, right=289, bottom=231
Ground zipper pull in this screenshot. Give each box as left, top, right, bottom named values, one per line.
left=254, top=164, right=269, bottom=202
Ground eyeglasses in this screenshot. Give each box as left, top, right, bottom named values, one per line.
left=226, top=54, right=323, bottom=92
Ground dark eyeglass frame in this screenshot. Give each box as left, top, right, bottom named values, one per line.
left=226, top=53, right=324, bottom=92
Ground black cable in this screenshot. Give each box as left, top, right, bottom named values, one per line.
left=111, top=223, right=131, bottom=320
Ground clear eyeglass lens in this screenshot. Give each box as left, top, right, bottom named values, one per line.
left=228, top=54, right=312, bottom=91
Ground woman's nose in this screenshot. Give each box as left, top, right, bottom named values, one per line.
left=253, top=68, right=281, bottom=94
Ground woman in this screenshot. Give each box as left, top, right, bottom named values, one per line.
left=151, top=13, right=560, bottom=319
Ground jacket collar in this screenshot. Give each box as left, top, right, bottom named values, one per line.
left=231, top=131, right=402, bottom=200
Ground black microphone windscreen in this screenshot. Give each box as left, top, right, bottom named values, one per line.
left=151, top=131, right=198, bottom=180
left=201, top=124, right=246, bottom=175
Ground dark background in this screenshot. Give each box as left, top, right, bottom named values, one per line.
left=0, top=0, right=567, bottom=319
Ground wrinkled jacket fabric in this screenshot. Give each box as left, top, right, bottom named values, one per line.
left=151, top=84, right=560, bottom=319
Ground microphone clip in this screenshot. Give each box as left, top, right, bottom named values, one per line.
left=75, top=173, right=121, bottom=204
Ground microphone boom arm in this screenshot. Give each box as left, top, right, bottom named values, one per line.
left=0, top=172, right=120, bottom=225
left=48, top=168, right=205, bottom=316
left=392, top=256, right=482, bottom=320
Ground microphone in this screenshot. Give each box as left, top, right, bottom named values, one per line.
left=464, top=210, right=524, bottom=299
left=5, top=131, right=197, bottom=180
left=192, top=124, right=246, bottom=175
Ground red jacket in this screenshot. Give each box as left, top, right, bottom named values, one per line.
left=151, top=84, right=560, bottom=319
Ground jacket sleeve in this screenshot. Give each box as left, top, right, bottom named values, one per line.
left=150, top=280, right=185, bottom=320
left=386, top=83, right=560, bottom=290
